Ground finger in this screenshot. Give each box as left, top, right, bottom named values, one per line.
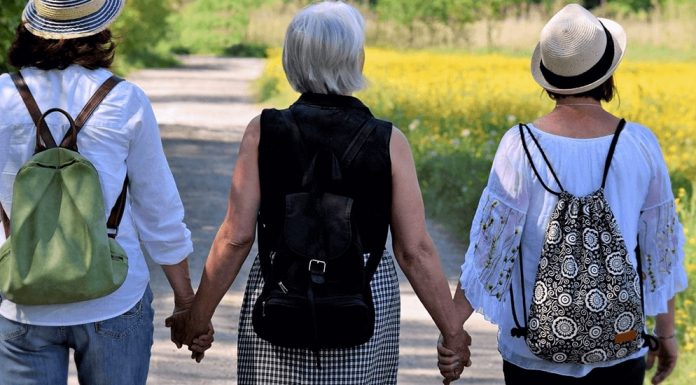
left=437, top=344, right=458, bottom=356
left=189, top=344, right=209, bottom=353
left=646, top=351, right=656, bottom=370
left=438, top=353, right=460, bottom=365
left=165, top=317, right=173, bottom=327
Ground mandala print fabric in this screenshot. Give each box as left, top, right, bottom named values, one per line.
left=526, top=189, right=645, bottom=364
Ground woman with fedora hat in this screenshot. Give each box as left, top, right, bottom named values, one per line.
left=0, top=1, right=205, bottom=383
left=440, top=3, right=687, bottom=385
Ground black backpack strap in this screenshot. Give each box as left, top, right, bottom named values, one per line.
left=601, top=119, right=626, bottom=189
left=509, top=248, right=529, bottom=338
left=634, top=242, right=660, bottom=351
left=11, top=72, right=58, bottom=152
left=107, top=176, right=129, bottom=238
left=519, top=124, right=564, bottom=195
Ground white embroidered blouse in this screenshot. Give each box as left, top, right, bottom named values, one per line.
left=459, top=122, right=688, bottom=377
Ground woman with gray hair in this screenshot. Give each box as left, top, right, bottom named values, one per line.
left=172, top=1, right=471, bottom=383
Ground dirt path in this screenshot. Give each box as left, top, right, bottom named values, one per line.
left=73, top=56, right=502, bottom=384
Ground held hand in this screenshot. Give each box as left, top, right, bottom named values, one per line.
left=164, top=308, right=191, bottom=349
left=647, top=336, right=678, bottom=384
left=188, top=322, right=215, bottom=363
left=438, top=331, right=472, bottom=384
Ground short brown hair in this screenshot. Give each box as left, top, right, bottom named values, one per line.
left=8, top=23, right=116, bottom=70
left=546, top=77, right=616, bottom=102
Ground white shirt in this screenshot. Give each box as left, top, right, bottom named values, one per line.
left=460, top=122, right=688, bottom=376
left=0, top=66, right=193, bottom=325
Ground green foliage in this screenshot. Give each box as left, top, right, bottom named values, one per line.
left=172, top=0, right=277, bottom=55
left=111, top=0, right=179, bottom=74
left=223, top=43, right=269, bottom=58
left=0, top=0, right=26, bottom=73
left=374, top=0, right=480, bottom=25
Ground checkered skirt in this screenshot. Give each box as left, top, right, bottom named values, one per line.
left=237, top=252, right=401, bottom=384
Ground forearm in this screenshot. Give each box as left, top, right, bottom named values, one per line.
left=453, top=282, right=474, bottom=327
left=655, top=298, right=676, bottom=337
left=396, top=239, right=461, bottom=338
left=189, top=225, right=253, bottom=330
left=161, top=258, right=195, bottom=307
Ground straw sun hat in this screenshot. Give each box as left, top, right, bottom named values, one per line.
left=531, top=3, right=627, bottom=95
left=22, top=0, right=125, bottom=40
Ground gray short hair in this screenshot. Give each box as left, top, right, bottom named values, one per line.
left=283, top=1, right=366, bottom=95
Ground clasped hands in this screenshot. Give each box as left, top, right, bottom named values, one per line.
left=164, top=297, right=215, bottom=363
left=438, top=329, right=472, bottom=384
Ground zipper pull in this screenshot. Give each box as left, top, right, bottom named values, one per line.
left=278, top=281, right=288, bottom=294
left=262, top=301, right=266, bottom=317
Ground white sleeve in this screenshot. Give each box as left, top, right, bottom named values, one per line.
left=460, top=129, right=529, bottom=325
left=125, top=89, right=193, bottom=265
left=637, top=129, right=688, bottom=315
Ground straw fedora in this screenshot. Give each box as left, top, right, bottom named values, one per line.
left=22, top=0, right=125, bottom=40
left=531, top=3, right=627, bottom=95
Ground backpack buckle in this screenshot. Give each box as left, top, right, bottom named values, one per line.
left=308, top=259, right=326, bottom=274
left=107, top=228, right=118, bottom=238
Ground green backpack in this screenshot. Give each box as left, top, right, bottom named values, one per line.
left=0, top=73, right=128, bottom=305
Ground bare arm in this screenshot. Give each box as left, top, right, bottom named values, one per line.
left=389, top=128, right=470, bottom=370
left=648, top=298, right=678, bottom=385
left=186, top=116, right=262, bottom=336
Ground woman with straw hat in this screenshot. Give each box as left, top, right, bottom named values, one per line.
left=0, top=1, right=206, bottom=383
left=441, top=3, right=687, bottom=385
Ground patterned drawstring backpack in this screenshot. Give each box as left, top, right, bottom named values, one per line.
left=510, top=120, right=658, bottom=364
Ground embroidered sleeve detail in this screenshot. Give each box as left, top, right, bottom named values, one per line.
left=638, top=200, right=688, bottom=315
left=460, top=188, right=525, bottom=324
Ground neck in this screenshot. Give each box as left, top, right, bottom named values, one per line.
left=555, top=97, right=602, bottom=108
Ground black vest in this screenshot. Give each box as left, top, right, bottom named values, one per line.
left=257, top=93, right=392, bottom=258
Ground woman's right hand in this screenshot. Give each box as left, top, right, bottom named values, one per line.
left=438, top=330, right=472, bottom=384
left=647, top=335, right=678, bottom=384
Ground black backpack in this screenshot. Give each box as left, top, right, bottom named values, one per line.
left=252, top=110, right=383, bottom=365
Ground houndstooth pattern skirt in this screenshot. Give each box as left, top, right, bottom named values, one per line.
left=237, top=251, right=401, bottom=385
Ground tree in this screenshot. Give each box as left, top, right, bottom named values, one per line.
left=0, top=0, right=26, bottom=73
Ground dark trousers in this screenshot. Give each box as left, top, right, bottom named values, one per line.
left=503, top=356, right=646, bottom=385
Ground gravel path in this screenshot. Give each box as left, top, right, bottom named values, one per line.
left=71, top=56, right=502, bottom=384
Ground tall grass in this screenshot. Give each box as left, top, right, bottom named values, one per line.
left=244, top=0, right=696, bottom=60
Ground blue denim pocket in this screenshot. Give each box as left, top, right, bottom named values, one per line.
left=0, top=315, right=28, bottom=341
left=94, top=297, right=145, bottom=339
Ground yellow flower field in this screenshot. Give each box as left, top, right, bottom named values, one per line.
left=262, top=48, right=696, bottom=180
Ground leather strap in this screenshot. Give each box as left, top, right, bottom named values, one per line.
left=11, top=72, right=58, bottom=151
left=0, top=203, right=9, bottom=238
left=60, top=76, right=124, bottom=150
left=107, top=176, right=129, bottom=238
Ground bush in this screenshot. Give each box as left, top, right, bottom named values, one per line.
left=0, top=0, right=26, bottom=73
left=223, top=43, right=269, bottom=58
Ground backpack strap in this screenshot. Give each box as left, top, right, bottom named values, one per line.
left=509, top=248, right=529, bottom=338
left=601, top=119, right=626, bottom=189
left=60, top=76, right=124, bottom=150
left=634, top=242, right=660, bottom=351
left=0, top=203, right=9, bottom=238
left=10, top=72, right=58, bottom=151
left=519, top=124, right=565, bottom=195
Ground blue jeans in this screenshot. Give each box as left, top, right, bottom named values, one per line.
left=0, top=286, right=154, bottom=385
